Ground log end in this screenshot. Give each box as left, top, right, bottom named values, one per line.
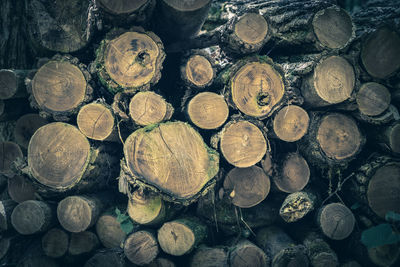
left=356, top=82, right=391, bottom=117
left=318, top=203, right=355, bottom=240
left=77, top=103, right=115, bottom=141
left=96, top=214, right=127, bottom=248
left=273, top=105, right=309, bottom=142
left=0, top=69, right=18, bottom=100
left=57, top=196, right=93, bottom=233
left=124, top=230, right=159, bottom=266
left=42, top=228, right=69, bottom=258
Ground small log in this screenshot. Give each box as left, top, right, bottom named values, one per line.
left=369, top=121, right=400, bottom=156
left=274, top=152, right=310, bottom=193
left=96, top=212, right=127, bottom=248
left=186, top=92, right=229, bottom=130
left=13, top=113, right=47, bottom=150
left=124, top=230, right=159, bottom=266
left=190, top=246, right=229, bottom=267
left=228, top=239, right=269, bottom=267
left=157, top=217, right=208, bottom=256
left=272, top=105, right=309, bottom=142
left=11, top=200, right=56, bottom=235
left=301, top=55, right=355, bottom=107
left=84, top=250, right=128, bottom=267
left=0, top=141, right=23, bottom=178
left=42, top=228, right=69, bottom=258
left=0, top=199, right=17, bottom=232
left=219, top=120, right=267, bottom=168
left=181, top=51, right=216, bottom=89
left=148, top=258, right=176, bottom=267
left=57, top=194, right=105, bottom=233
left=68, top=231, right=100, bottom=256
left=223, top=166, right=270, bottom=208
left=317, top=203, right=355, bottom=240
left=0, top=69, right=28, bottom=100
left=367, top=244, right=400, bottom=267
left=356, top=82, right=391, bottom=117
left=360, top=26, right=400, bottom=79
left=96, top=27, right=165, bottom=94
left=256, top=226, right=309, bottom=267
left=129, top=91, right=173, bottom=126
left=28, top=55, right=93, bottom=121
left=353, top=104, right=400, bottom=125
left=279, top=191, right=317, bottom=223
left=302, top=232, right=339, bottom=267
left=121, top=121, right=219, bottom=205
left=77, top=102, right=118, bottom=142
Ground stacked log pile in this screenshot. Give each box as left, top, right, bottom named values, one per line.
left=0, top=0, right=399, bottom=266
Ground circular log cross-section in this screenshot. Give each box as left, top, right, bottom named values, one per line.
left=0, top=69, right=27, bottom=100
left=77, top=103, right=116, bottom=141
left=356, top=82, right=391, bottom=117
left=184, top=55, right=214, bottom=89
left=8, top=175, right=37, bottom=203
left=317, top=114, right=362, bottom=161
left=14, top=114, right=47, bottom=150
left=124, top=230, right=159, bottom=266
left=318, top=203, right=355, bottom=240
left=187, top=92, right=229, bottom=130
left=220, top=121, right=267, bottom=168
left=273, top=105, right=309, bottom=142
left=32, top=61, right=87, bottom=115
left=190, top=246, right=228, bottom=267
left=129, top=91, right=173, bottom=126
left=98, top=0, right=149, bottom=15
left=0, top=141, right=23, bottom=177
left=42, top=228, right=69, bottom=258
left=28, top=122, right=91, bottom=191
left=231, top=62, right=285, bottom=119
left=127, top=191, right=165, bottom=225
left=229, top=240, right=269, bottom=267
left=123, top=122, right=219, bottom=203
left=275, top=153, right=310, bottom=193
left=361, top=27, right=400, bottom=79
left=367, top=163, right=400, bottom=218
left=223, top=166, right=270, bottom=208
left=312, top=7, right=354, bottom=49
left=234, top=13, right=269, bottom=46
left=96, top=214, right=127, bottom=248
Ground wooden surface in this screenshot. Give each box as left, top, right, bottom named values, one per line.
left=275, top=153, right=310, bottom=193
left=356, top=82, right=391, bottom=116
left=273, top=105, right=309, bottom=142
left=96, top=214, right=126, bottom=248
left=127, top=191, right=165, bottom=225
left=234, top=13, right=268, bottom=45
left=184, top=55, right=214, bottom=88
left=318, top=203, right=355, bottom=240
left=77, top=103, right=115, bottom=141
left=124, top=230, right=159, bottom=266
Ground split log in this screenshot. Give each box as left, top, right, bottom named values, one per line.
left=27, top=0, right=91, bottom=53
left=302, top=232, right=339, bottom=267
left=317, top=203, right=355, bottom=240
left=273, top=152, right=310, bottom=193
left=356, top=82, right=391, bottom=117
left=77, top=102, right=118, bottom=142
left=120, top=121, right=219, bottom=205
left=158, top=217, right=208, bottom=256
left=0, top=199, right=17, bottom=232
left=272, top=105, right=309, bottom=142
left=68, top=231, right=100, bottom=256
left=28, top=55, right=93, bottom=121
left=13, top=113, right=47, bottom=150
left=190, top=246, right=229, bottom=267
left=96, top=211, right=127, bottom=248
left=186, top=92, right=229, bottom=130
left=223, top=166, right=270, bottom=208
left=124, top=230, right=159, bottom=266
left=301, top=55, right=355, bottom=107
left=84, top=250, right=128, bottom=267
left=300, top=112, right=364, bottom=168
left=11, top=200, right=56, bottom=235
left=148, top=258, right=176, bottom=267
left=228, top=239, right=269, bottom=267
left=0, top=141, right=23, bottom=178
left=129, top=91, right=173, bottom=126
left=181, top=51, right=216, bottom=89
left=0, top=69, right=28, bottom=100
left=42, top=228, right=69, bottom=258
left=279, top=191, right=317, bottom=223
left=256, top=226, right=309, bottom=267
left=95, top=27, right=165, bottom=94
left=8, top=176, right=37, bottom=204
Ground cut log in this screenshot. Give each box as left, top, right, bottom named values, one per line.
left=121, top=121, right=219, bottom=205
left=256, top=226, right=309, bottom=267
left=274, top=152, right=310, bottom=193
left=148, top=258, right=176, bottom=267
left=42, top=228, right=69, bottom=258
left=181, top=50, right=216, bottom=90
left=190, top=246, right=229, bottom=267
left=279, top=191, right=317, bottom=223
left=301, top=55, right=355, bottom=107
left=57, top=194, right=105, bottom=233
left=29, top=55, right=93, bottom=121
left=368, top=121, right=400, bottom=156
left=360, top=26, right=400, bottom=79
left=300, top=113, right=364, bottom=168
left=367, top=244, right=400, bottom=267
left=219, top=120, right=267, bottom=168
left=302, top=232, right=339, bottom=267
left=96, top=212, right=127, bottom=248
left=223, top=166, right=270, bottom=208
left=317, top=203, right=355, bottom=240
left=84, top=250, right=128, bottom=267
left=27, top=0, right=91, bottom=53
left=96, top=28, right=165, bottom=94
left=187, top=92, right=228, bottom=130
left=353, top=104, right=400, bottom=125
left=11, top=200, right=56, bottom=235
left=0, top=199, right=17, bottom=232
left=68, top=231, right=100, bottom=256
left=0, top=69, right=28, bottom=100
left=158, top=217, right=208, bottom=256
left=272, top=105, right=309, bottom=142
left=7, top=175, right=36, bottom=204
left=356, top=82, right=391, bottom=117
left=0, top=141, right=23, bottom=178
left=229, top=239, right=269, bottom=267
left=77, top=102, right=118, bottom=142
left=129, top=91, right=173, bottom=126
left=13, top=113, right=47, bottom=150
left=124, top=230, right=159, bottom=266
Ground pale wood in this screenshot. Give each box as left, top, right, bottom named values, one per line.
left=318, top=203, right=355, bottom=240
left=42, top=228, right=69, bottom=258
left=356, top=82, right=391, bottom=117
left=273, top=105, right=309, bottom=142
left=13, top=113, right=47, bottom=149
left=274, top=153, right=310, bottom=193
left=96, top=213, right=127, bottom=248
left=124, top=230, right=159, bottom=266
left=183, top=55, right=215, bottom=88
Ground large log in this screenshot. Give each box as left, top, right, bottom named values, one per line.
left=68, top=231, right=100, bottom=257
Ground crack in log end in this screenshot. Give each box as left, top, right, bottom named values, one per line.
left=256, top=91, right=270, bottom=106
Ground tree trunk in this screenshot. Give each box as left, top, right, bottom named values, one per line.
left=355, top=82, right=391, bottom=117
left=124, top=230, right=159, bottom=266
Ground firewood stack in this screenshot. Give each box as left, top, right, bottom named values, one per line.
left=0, top=0, right=399, bottom=266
